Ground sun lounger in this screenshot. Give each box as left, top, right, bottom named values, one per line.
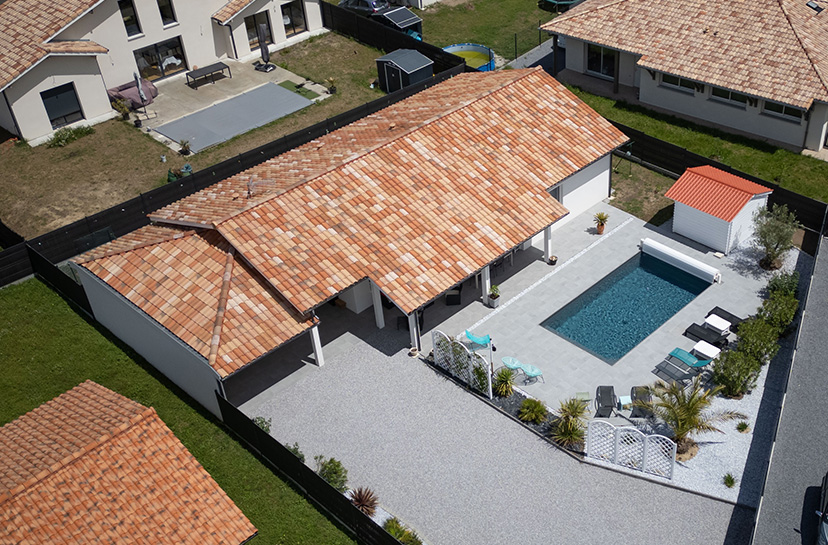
left=683, top=323, right=728, bottom=347
left=666, top=347, right=712, bottom=369
left=465, top=330, right=490, bottom=348
left=707, top=307, right=745, bottom=327
left=595, top=385, right=617, bottom=417
left=629, top=386, right=653, bottom=419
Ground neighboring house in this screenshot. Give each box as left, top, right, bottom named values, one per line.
left=70, top=68, right=628, bottom=416
left=0, top=0, right=323, bottom=145
left=541, top=0, right=828, bottom=151
left=665, top=165, right=772, bottom=255
left=0, top=380, right=257, bottom=544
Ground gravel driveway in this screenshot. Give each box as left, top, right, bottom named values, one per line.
left=242, top=330, right=753, bottom=545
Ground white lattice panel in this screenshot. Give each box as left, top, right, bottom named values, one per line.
left=432, top=331, right=452, bottom=373
left=616, top=428, right=645, bottom=470
left=586, top=420, right=615, bottom=461
left=587, top=420, right=676, bottom=480
left=643, top=435, right=677, bottom=479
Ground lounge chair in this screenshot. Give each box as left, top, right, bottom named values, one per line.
left=464, top=330, right=490, bottom=350
left=707, top=307, right=745, bottom=327
left=629, top=386, right=653, bottom=419
left=683, top=323, right=728, bottom=348
left=595, top=385, right=617, bottom=417
left=666, top=347, right=712, bottom=369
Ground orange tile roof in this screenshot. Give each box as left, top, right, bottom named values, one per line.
left=150, top=69, right=599, bottom=228
left=542, top=0, right=828, bottom=109
left=212, top=0, right=257, bottom=24
left=216, top=68, right=627, bottom=314
left=665, top=165, right=772, bottom=222
left=78, top=227, right=314, bottom=376
left=0, top=381, right=257, bottom=545
left=0, top=0, right=104, bottom=92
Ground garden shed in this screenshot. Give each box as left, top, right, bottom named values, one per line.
left=665, top=166, right=772, bottom=254
left=376, top=50, right=433, bottom=93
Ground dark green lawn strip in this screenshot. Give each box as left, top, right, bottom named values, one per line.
left=0, top=279, right=355, bottom=545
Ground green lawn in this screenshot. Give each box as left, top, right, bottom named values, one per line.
left=415, top=0, right=555, bottom=61
left=568, top=87, right=828, bottom=203
left=0, top=279, right=355, bottom=545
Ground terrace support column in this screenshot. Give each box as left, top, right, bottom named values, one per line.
left=370, top=281, right=385, bottom=329
left=310, top=325, right=325, bottom=367
left=613, top=51, right=621, bottom=94
left=481, top=266, right=491, bottom=301
left=543, top=225, right=553, bottom=263
left=408, top=312, right=421, bottom=352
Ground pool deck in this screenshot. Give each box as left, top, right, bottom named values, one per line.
left=423, top=201, right=775, bottom=412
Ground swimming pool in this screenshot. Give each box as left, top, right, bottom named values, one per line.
left=540, top=253, right=710, bottom=363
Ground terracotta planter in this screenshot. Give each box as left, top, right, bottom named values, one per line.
left=549, top=256, right=558, bottom=265
left=596, top=223, right=606, bottom=235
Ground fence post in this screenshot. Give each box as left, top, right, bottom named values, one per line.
left=612, top=428, right=620, bottom=464
left=514, top=33, right=518, bottom=60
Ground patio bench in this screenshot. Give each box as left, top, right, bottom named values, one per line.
left=186, top=62, right=232, bottom=89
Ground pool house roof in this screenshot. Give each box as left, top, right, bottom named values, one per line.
left=665, top=165, right=772, bottom=222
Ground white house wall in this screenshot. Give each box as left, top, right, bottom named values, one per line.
left=339, top=278, right=373, bottom=314
left=228, top=0, right=324, bottom=60
left=548, top=154, right=611, bottom=232
left=727, top=194, right=768, bottom=253
left=804, top=102, right=828, bottom=151
left=72, top=264, right=225, bottom=417
left=672, top=202, right=731, bottom=253
left=4, top=56, right=114, bottom=143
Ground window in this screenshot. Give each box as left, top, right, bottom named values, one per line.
left=661, top=73, right=696, bottom=93
left=763, top=100, right=804, bottom=121
left=244, top=12, right=272, bottom=50
left=710, top=86, right=748, bottom=106
left=157, top=0, right=176, bottom=26
left=282, top=0, right=307, bottom=38
left=134, top=37, right=186, bottom=81
left=41, top=83, right=84, bottom=129
left=118, top=0, right=142, bottom=37
left=586, top=44, right=616, bottom=79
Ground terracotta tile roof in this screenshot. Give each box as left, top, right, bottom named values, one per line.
left=150, top=69, right=591, bottom=228
left=75, top=223, right=192, bottom=263
left=40, top=40, right=107, bottom=55
left=541, top=0, right=828, bottom=109
left=665, top=165, right=772, bottom=222
left=0, top=380, right=257, bottom=545
left=0, top=0, right=104, bottom=92
left=212, top=0, right=257, bottom=24
left=216, top=68, right=627, bottom=314
left=78, top=229, right=314, bottom=376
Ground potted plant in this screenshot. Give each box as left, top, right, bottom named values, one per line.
left=112, top=99, right=130, bottom=121
left=549, top=255, right=558, bottom=266
left=594, top=212, right=610, bottom=235
left=488, top=284, right=500, bottom=308
left=179, top=140, right=191, bottom=156
left=325, top=77, right=337, bottom=94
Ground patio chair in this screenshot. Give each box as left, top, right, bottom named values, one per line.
left=683, top=323, right=729, bottom=348
left=707, top=307, right=745, bottom=327
left=629, top=386, right=653, bottom=419
left=464, top=330, right=490, bottom=351
left=501, top=356, right=525, bottom=379
left=595, top=385, right=617, bottom=418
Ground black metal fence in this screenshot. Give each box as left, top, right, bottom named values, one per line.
left=321, top=2, right=469, bottom=74
left=0, top=218, right=24, bottom=249
left=611, top=121, right=828, bottom=236
left=216, top=394, right=400, bottom=545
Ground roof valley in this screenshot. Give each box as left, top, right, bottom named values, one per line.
left=775, top=0, right=828, bottom=97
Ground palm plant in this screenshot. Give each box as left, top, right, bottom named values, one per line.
left=350, top=486, right=379, bottom=517
left=518, top=398, right=548, bottom=424
left=636, top=377, right=746, bottom=453
left=493, top=368, right=515, bottom=397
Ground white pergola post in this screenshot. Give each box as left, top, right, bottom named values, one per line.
left=370, top=281, right=385, bottom=329
left=408, top=312, right=421, bottom=351
left=481, top=265, right=491, bottom=301
left=310, top=324, right=325, bottom=367
left=543, top=225, right=553, bottom=263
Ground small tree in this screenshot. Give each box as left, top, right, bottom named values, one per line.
left=713, top=350, right=761, bottom=397
left=736, top=317, right=780, bottom=365
left=639, top=377, right=746, bottom=454
left=314, top=456, right=349, bottom=493
left=753, top=204, right=801, bottom=270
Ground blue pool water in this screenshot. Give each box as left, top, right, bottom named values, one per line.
left=541, top=253, right=710, bottom=363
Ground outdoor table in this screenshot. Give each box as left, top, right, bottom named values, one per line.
left=693, top=340, right=721, bottom=360
left=186, top=62, right=232, bottom=89
left=704, top=314, right=731, bottom=335
left=618, top=395, right=632, bottom=409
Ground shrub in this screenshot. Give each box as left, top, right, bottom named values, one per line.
left=557, top=397, right=589, bottom=421
left=758, top=291, right=799, bottom=336
left=736, top=421, right=750, bottom=433
left=252, top=416, right=271, bottom=433
left=47, top=125, right=95, bottom=148
left=549, top=416, right=585, bottom=448
left=286, top=442, right=305, bottom=463
left=472, top=362, right=488, bottom=393
left=736, top=317, right=780, bottom=365
left=767, top=271, right=800, bottom=298
left=383, top=517, right=422, bottom=545
left=518, top=398, right=548, bottom=424
left=314, top=456, right=349, bottom=493
left=723, top=473, right=737, bottom=488
left=753, top=204, right=801, bottom=269
left=493, top=368, right=515, bottom=397
left=350, top=487, right=379, bottom=517
left=712, top=350, right=761, bottom=398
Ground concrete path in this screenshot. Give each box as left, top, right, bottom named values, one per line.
left=244, top=329, right=753, bottom=545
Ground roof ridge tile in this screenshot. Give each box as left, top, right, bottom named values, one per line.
left=77, top=227, right=196, bottom=264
